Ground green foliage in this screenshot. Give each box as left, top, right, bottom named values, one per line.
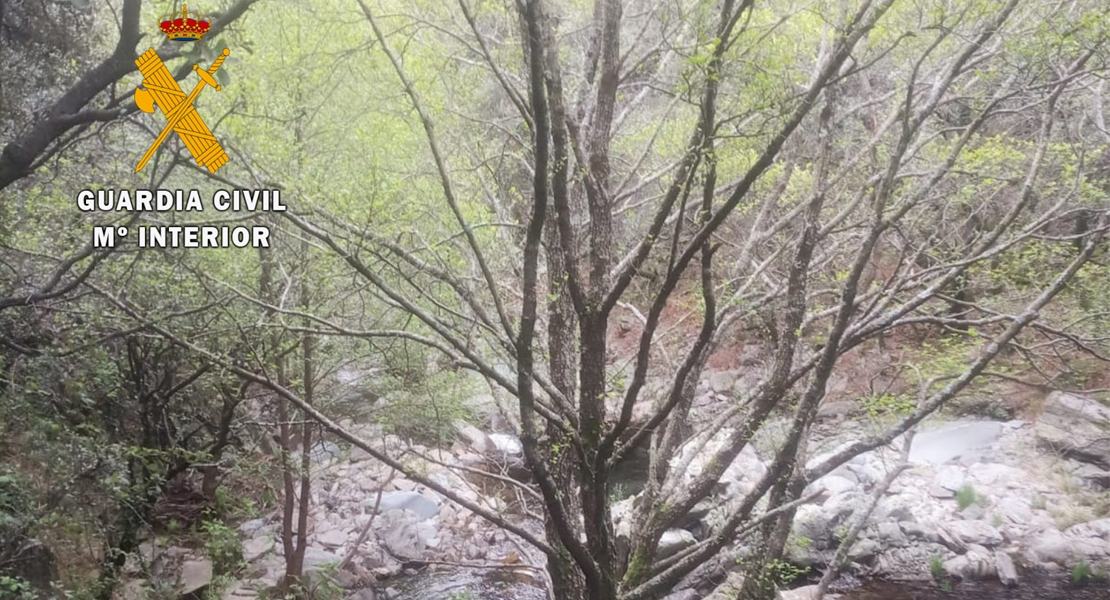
left=956, top=485, right=978, bottom=510
left=448, top=590, right=477, bottom=600
left=762, top=559, right=809, bottom=587
left=0, top=576, right=37, bottom=600
left=372, top=369, right=477, bottom=444
left=928, top=554, right=945, bottom=581
left=200, top=520, right=243, bottom=576
left=861, top=393, right=916, bottom=420
left=1072, top=560, right=1092, bottom=587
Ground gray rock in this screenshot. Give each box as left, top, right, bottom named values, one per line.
left=848, top=538, right=881, bottom=561
left=812, top=475, right=858, bottom=497
left=994, top=551, right=1018, bottom=587
left=708, top=371, right=736, bottom=394
left=658, top=529, right=696, bottom=559
left=960, top=504, right=986, bottom=521
left=941, top=520, right=1003, bottom=547
left=877, top=522, right=908, bottom=547
left=488, top=433, right=523, bottom=455
left=662, top=590, right=700, bottom=600
left=317, top=529, right=347, bottom=548
left=238, top=518, right=266, bottom=534
left=303, top=547, right=340, bottom=569
left=776, top=585, right=823, bottom=600
left=910, top=421, right=1003, bottom=465
left=934, top=465, right=966, bottom=492
left=817, top=401, right=856, bottom=422
left=1023, top=529, right=1106, bottom=565
left=705, top=572, right=746, bottom=600
left=899, top=521, right=938, bottom=543
left=1035, top=392, right=1110, bottom=468
left=179, top=559, right=213, bottom=596
left=943, top=545, right=994, bottom=580
left=242, top=536, right=274, bottom=563
left=378, top=491, right=440, bottom=520
left=380, top=514, right=439, bottom=560
left=992, top=497, right=1033, bottom=526
left=454, top=421, right=496, bottom=454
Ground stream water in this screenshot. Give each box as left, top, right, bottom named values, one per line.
left=385, top=566, right=547, bottom=600
left=842, top=577, right=1108, bottom=599
left=371, top=568, right=1108, bottom=600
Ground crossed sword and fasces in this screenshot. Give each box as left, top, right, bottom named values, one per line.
left=133, top=47, right=230, bottom=173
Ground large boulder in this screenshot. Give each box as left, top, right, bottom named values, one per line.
left=454, top=421, right=496, bottom=454
left=672, top=429, right=766, bottom=511
left=657, top=529, right=696, bottom=559
left=1025, top=528, right=1108, bottom=566
left=939, top=520, right=1003, bottom=547
left=1035, top=392, right=1110, bottom=468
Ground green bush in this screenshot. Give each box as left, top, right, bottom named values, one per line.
left=373, top=370, right=475, bottom=444
left=1072, top=560, right=1092, bottom=587
left=928, top=553, right=944, bottom=580
left=201, top=519, right=243, bottom=575
left=0, top=576, right=37, bottom=600
left=956, top=484, right=977, bottom=510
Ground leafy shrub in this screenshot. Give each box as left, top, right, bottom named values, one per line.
left=956, top=485, right=977, bottom=510
left=200, top=520, right=243, bottom=575
left=1072, top=560, right=1092, bottom=587
left=929, top=554, right=945, bottom=580
left=0, top=576, right=37, bottom=600
left=372, top=370, right=476, bottom=444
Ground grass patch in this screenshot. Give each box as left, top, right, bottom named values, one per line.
left=956, top=484, right=978, bottom=510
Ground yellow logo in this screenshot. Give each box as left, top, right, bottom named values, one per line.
left=133, top=5, right=229, bottom=173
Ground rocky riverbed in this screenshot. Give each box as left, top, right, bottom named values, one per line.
left=120, top=388, right=1109, bottom=600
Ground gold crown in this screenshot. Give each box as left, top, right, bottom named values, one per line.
left=159, top=4, right=212, bottom=42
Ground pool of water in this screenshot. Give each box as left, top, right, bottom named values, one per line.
left=842, top=577, right=1108, bottom=600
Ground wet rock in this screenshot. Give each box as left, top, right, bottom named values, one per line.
left=1035, top=392, right=1110, bottom=468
